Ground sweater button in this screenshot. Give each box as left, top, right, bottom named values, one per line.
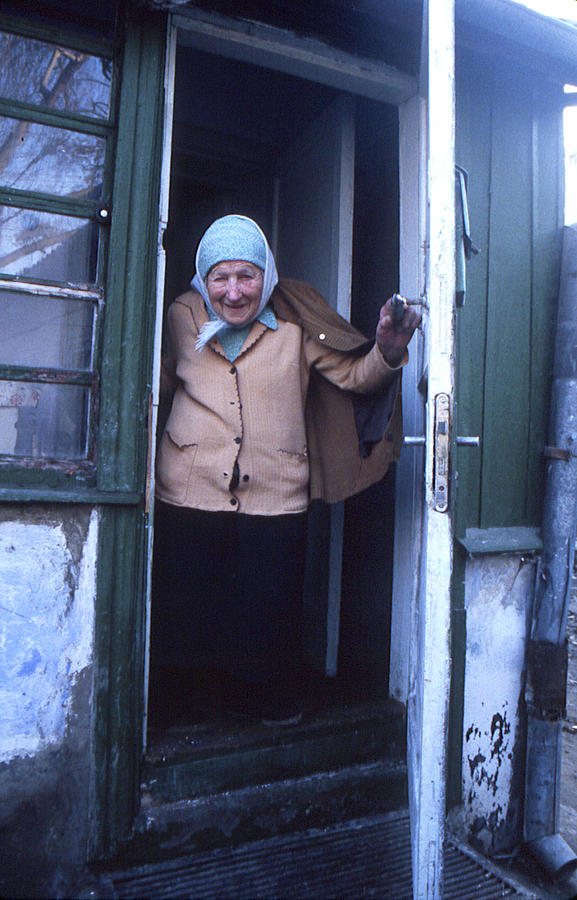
left=230, top=365, right=236, bottom=374
left=230, top=497, right=238, bottom=506
left=234, top=436, right=241, bottom=444
left=243, top=474, right=250, bottom=482
left=319, top=332, right=326, bottom=341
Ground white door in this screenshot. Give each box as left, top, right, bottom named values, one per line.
left=273, top=95, right=356, bottom=676
left=392, top=1, right=456, bottom=897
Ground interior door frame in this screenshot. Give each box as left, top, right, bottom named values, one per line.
left=389, top=94, right=428, bottom=705
left=146, top=9, right=420, bottom=704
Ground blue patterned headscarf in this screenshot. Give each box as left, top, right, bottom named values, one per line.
left=191, top=215, right=279, bottom=351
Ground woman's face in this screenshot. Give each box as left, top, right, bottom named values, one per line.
left=206, top=260, right=264, bottom=326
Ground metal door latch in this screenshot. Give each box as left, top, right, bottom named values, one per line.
left=434, top=393, right=450, bottom=512
left=403, top=435, right=481, bottom=446
left=432, top=395, right=480, bottom=511
left=402, top=397, right=480, bottom=513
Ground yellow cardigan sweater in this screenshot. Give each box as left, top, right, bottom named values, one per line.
left=156, top=280, right=405, bottom=515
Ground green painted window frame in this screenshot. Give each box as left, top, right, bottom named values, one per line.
left=0, top=11, right=165, bottom=505
left=0, top=18, right=115, bottom=495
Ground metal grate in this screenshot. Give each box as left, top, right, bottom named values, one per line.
left=105, top=812, right=534, bottom=899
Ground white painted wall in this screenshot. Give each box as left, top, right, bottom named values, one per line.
left=0, top=511, right=98, bottom=763
left=460, top=554, right=535, bottom=850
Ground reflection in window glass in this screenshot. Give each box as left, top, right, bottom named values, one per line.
left=0, top=207, right=98, bottom=282
left=0, top=117, right=105, bottom=198
left=0, top=289, right=94, bottom=370
left=0, top=33, right=112, bottom=119
left=0, top=381, right=89, bottom=459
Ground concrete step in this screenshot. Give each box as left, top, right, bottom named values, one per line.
left=111, top=758, right=407, bottom=867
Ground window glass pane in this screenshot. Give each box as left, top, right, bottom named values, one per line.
left=0, top=381, right=89, bottom=459
left=0, top=116, right=105, bottom=198
left=0, top=289, right=94, bottom=370
left=0, top=33, right=112, bottom=119
left=0, top=207, right=98, bottom=282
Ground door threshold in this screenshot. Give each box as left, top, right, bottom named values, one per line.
left=146, top=696, right=404, bottom=762
left=143, top=697, right=406, bottom=803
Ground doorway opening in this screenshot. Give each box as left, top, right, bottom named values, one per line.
left=146, top=39, right=401, bottom=763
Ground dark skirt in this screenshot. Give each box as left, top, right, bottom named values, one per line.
left=151, top=502, right=307, bottom=685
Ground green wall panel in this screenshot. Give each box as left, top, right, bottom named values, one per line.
left=455, top=52, right=562, bottom=535
left=454, top=57, right=493, bottom=538
left=481, top=67, right=534, bottom=527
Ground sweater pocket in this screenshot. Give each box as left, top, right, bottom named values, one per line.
left=278, top=447, right=310, bottom=512
left=155, top=429, right=198, bottom=505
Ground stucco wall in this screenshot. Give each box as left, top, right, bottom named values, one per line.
left=0, top=506, right=98, bottom=897
left=459, top=553, right=535, bottom=853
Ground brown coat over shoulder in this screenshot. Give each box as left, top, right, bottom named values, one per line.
left=156, top=278, right=404, bottom=513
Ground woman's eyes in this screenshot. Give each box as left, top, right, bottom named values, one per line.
left=217, top=275, right=255, bottom=282
left=211, top=272, right=259, bottom=284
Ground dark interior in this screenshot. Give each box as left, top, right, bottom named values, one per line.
left=148, top=41, right=400, bottom=751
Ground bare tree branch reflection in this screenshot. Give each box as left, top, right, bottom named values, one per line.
left=0, top=48, right=89, bottom=176
left=0, top=32, right=111, bottom=279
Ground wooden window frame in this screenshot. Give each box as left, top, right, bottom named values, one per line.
left=0, top=18, right=117, bottom=496
left=0, top=12, right=165, bottom=505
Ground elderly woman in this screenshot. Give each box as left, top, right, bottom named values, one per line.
left=151, top=215, right=420, bottom=726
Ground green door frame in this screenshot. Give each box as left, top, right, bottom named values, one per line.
left=90, top=8, right=167, bottom=859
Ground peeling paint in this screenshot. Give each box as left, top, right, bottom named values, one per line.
left=0, top=510, right=98, bottom=763
left=468, top=751, right=486, bottom=779
left=461, top=554, right=535, bottom=852
left=490, top=711, right=510, bottom=763
left=466, top=708, right=511, bottom=799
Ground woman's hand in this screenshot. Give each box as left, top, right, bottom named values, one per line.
left=376, top=297, right=422, bottom=368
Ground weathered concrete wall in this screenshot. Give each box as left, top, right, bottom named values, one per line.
left=0, top=506, right=98, bottom=898
left=459, top=554, right=535, bottom=853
